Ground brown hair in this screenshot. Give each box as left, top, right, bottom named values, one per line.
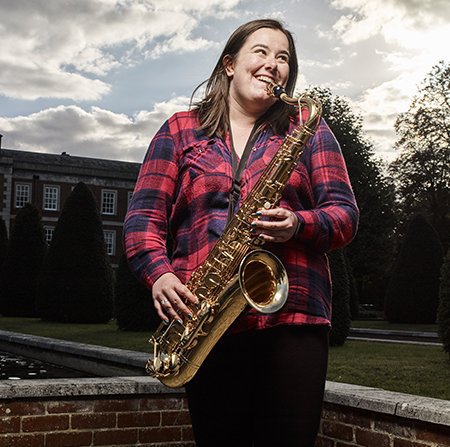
left=192, top=19, right=298, bottom=139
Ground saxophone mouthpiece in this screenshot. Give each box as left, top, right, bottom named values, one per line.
left=264, top=80, right=286, bottom=100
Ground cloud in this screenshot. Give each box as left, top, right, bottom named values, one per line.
left=330, top=0, right=450, bottom=48
left=0, top=97, right=192, bottom=163
left=0, top=0, right=239, bottom=101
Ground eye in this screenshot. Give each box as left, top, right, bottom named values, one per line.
left=277, top=54, right=289, bottom=63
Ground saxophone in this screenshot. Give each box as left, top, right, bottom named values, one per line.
left=146, top=82, right=322, bottom=388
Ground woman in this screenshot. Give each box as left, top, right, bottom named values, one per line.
left=124, top=18, right=359, bottom=447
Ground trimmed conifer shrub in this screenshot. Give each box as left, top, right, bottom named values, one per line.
left=384, top=214, right=444, bottom=324
left=438, top=249, right=450, bottom=355
left=329, top=248, right=351, bottom=346
left=0, top=203, right=47, bottom=317
left=36, top=182, right=114, bottom=323
left=115, top=254, right=161, bottom=331
left=0, top=217, right=8, bottom=275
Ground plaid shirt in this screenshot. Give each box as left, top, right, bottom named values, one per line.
left=123, top=110, right=359, bottom=331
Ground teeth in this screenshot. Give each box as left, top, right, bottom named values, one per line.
left=256, top=76, right=274, bottom=84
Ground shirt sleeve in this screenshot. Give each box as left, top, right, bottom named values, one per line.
left=123, top=119, right=178, bottom=288
left=294, top=118, right=359, bottom=252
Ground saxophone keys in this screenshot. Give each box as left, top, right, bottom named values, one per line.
left=204, top=273, right=221, bottom=288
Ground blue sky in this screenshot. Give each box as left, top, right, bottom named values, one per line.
left=1, top=0, right=449, bottom=164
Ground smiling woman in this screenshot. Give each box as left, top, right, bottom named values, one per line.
left=123, top=17, right=359, bottom=447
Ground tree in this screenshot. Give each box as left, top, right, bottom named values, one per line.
left=115, top=254, right=161, bottom=331
left=309, top=87, right=398, bottom=308
left=329, top=248, right=351, bottom=346
left=384, top=214, right=444, bottom=324
left=0, top=204, right=47, bottom=317
left=390, top=61, right=450, bottom=252
left=36, top=182, right=114, bottom=323
left=0, top=217, right=8, bottom=276
left=438, top=248, right=450, bottom=356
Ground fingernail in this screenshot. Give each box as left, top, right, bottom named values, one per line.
left=256, top=211, right=262, bottom=216
left=177, top=319, right=183, bottom=325
left=195, top=301, right=200, bottom=308
left=187, top=314, right=193, bottom=320
left=163, top=319, right=169, bottom=325
left=250, top=229, right=256, bottom=234
left=258, top=234, right=264, bottom=239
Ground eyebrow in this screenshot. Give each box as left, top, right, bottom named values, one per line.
left=251, top=43, right=290, bottom=58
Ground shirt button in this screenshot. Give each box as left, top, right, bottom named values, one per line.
left=252, top=147, right=256, bottom=152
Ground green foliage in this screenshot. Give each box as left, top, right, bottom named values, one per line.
left=384, top=214, right=444, bottom=324
left=36, top=182, right=114, bottom=323
left=391, top=60, right=450, bottom=252
left=115, top=254, right=161, bottom=331
left=329, top=248, right=351, bottom=346
left=438, top=249, right=450, bottom=355
left=309, top=87, right=398, bottom=308
left=0, top=204, right=47, bottom=317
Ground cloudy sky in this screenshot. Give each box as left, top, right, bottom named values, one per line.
left=1, top=0, right=449, bottom=164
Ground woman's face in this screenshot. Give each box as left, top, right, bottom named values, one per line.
left=225, top=27, right=291, bottom=117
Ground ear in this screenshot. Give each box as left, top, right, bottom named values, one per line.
left=223, top=55, right=234, bottom=77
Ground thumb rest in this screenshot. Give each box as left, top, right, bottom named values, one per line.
left=146, top=81, right=322, bottom=387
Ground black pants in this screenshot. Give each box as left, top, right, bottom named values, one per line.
left=185, top=324, right=329, bottom=447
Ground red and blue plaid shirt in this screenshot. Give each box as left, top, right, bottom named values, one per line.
left=123, top=110, right=359, bottom=331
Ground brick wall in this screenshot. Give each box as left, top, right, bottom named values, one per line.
left=316, top=402, right=450, bottom=447
left=0, top=394, right=195, bottom=447
left=1, top=378, right=449, bottom=447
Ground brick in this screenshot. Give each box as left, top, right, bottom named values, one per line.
left=47, top=399, right=94, bottom=414
left=0, top=416, right=20, bottom=434
left=22, top=414, right=69, bottom=432
left=139, top=397, right=183, bottom=412
left=162, top=409, right=192, bottom=426
left=356, top=427, right=390, bottom=447
left=118, top=411, right=160, bottom=428
left=139, top=426, right=182, bottom=444
left=0, top=433, right=45, bottom=447
left=0, top=401, right=45, bottom=416
left=314, top=435, right=335, bottom=447
left=322, top=404, right=372, bottom=429
left=415, top=422, right=450, bottom=446
left=72, top=413, right=117, bottom=430
left=182, top=424, right=195, bottom=442
left=375, top=415, right=414, bottom=438
left=394, top=439, right=429, bottom=447
left=46, top=431, right=93, bottom=447
left=321, top=420, right=353, bottom=442
left=93, top=428, right=138, bottom=446
left=336, top=443, right=357, bottom=447
left=94, top=398, right=138, bottom=413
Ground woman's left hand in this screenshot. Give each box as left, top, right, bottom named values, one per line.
left=250, top=207, right=299, bottom=243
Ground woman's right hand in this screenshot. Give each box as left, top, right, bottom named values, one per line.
left=152, top=272, right=199, bottom=324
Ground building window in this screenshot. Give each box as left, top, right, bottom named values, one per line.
left=43, top=185, right=59, bottom=211
left=45, top=227, right=54, bottom=245
left=102, top=190, right=117, bottom=215
left=15, top=183, right=31, bottom=208
left=104, top=231, right=115, bottom=256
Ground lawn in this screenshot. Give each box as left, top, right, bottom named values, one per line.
left=1, top=316, right=449, bottom=400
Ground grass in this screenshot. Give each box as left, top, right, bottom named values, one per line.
left=351, top=319, right=439, bottom=333
left=1, top=316, right=449, bottom=400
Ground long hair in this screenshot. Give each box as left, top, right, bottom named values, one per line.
left=192, top=19, right=299, bottom=139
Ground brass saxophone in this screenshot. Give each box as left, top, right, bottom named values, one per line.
left=146, top=82, right=322, bottom=388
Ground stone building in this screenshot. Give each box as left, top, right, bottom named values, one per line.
left=0, top=136, right=141, bottom=268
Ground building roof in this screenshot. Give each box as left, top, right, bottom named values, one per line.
left=0, top=148, right=141, bottom=175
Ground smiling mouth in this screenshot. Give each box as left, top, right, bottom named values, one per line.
left=256, top=76, right=274, bottom=84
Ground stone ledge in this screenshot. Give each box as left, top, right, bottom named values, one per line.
left=324, top=381, right=450, bottom=427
